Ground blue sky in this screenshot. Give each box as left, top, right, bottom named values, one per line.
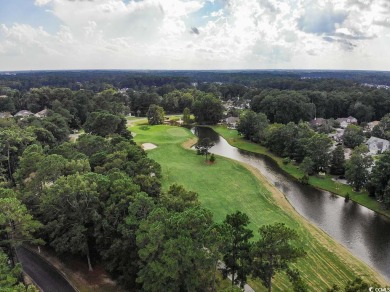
left=0, top=0, right=390, bottom=70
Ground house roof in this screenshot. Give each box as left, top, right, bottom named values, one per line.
left=0, top=112, right=13, bottom=118
left=368, top=121, right=380, bottom=128
left=366, top=136, right=390, bottom=153
left=226, top=117, right=239, bottom=124
left=35, top=108, right=48, bottom=118
left=15, top=110, right=34, bottom=117
left=336, top=116, right=357, bottom=123
left=310, top=118, right=326, bottom=126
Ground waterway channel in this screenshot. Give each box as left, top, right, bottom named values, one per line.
left=193, top=126, right=390, bottom=281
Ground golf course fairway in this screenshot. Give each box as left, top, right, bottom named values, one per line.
left=131, top=124, right=387, bottom=291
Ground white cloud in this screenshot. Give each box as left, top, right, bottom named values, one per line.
left=1, top=0, right=390, bottom=70
left=34, top=0, right=53, bottom=6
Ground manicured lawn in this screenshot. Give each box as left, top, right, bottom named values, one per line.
left=212, top=125, right=390, bottom=219
left=131, top=124, right=388, bottom=291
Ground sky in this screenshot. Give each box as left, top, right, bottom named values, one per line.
left=0, top=0, right=390, bottom=71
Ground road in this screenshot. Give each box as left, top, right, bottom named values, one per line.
left=16, top=246, right=76, bottom=292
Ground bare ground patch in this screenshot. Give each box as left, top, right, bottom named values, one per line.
left=142, top=143, right=157, bottom=150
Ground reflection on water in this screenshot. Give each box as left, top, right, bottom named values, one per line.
left=194, top=126, right=390, bottom=281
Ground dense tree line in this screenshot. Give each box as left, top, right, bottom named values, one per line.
left=0, top=99, right=308, bottom=291
left=237, top=109, right=390, bottom=209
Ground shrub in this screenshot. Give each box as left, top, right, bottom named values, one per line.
left=299, top=175, right=309, bottom=185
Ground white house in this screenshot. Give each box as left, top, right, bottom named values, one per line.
left=225, top=117, right=239, bottom=129
left=366, top=136, right=390, bottom=155
left=35, top=108, right=48, bottom=118
left=336, top=116, right=358, bottom=129
left=14, top=110, right=34, bottom=118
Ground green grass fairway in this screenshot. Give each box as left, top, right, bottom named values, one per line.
left=131, top=124, right=388, bottom=291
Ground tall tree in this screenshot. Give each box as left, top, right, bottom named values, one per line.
left=0, top=126, right=36, bottom=182
left=368, top=151, right=390, bottom=206
left=343, top=124, right=364, bottom=149
left=137, top=207, right=215, bottom=292
left=222, top=211, right=253, bottom=288
left=345, top=145, right=372, bottom=192
left=372, top=113, right=390, bottom=140
left=251, top=223, right=306, bottom=292
left=304, top=133, right=332, bottom=173
left=0, top=190, right=42, bottom=249
left=330, top=145, right=346, bottom=175
left=41, top=173, right=101, bottom=271
left=182, top=107, right=191, bottom=124
left=192, top=94, right=224, bottom=124
left=83, top=111, right=123, bottom=137
left=195, top=137, right=215, bottom=162
left=146, top=104, right=165, bottom=125
left=237, top=110, right=269, bottom=142
left=0, top=250, right=39, bottom=292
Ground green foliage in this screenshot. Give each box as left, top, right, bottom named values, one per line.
left=182, top=107, right=191, bottom=124
left=300, top=157, right=315, bottom=176
left=222, top=211, right=253, bottom=288
left=303, top=133, right=332, bottom=173
left=251, top=223, right=306, bottom=292
left=210, top=153, right=216, bottom=163
left=160, top=184, right=200, bottom=212
left=146, top=104, right=165, bottom=125
left=92, top=89, right=130, bottom=115
left=372, top=114, right=390, bottom=140
left=136, top=207, right=215, bottom=292
left=237, top=110, right=269, bottom=142
left=81, top=115, right=113, bottom=139
left=0, top=126, right=36, bottom=182
left=42, top=113, right=70, bottom=143
left=345, top=145, right=372, bottom=192
left=195, top=137, right=215, bottom=161
left=264, top=122, right=314, bottom=162
left=368, top=151, right=390, bottom=207
left=192, top=94, right=224, bottom=124
left=344, top=277, right=371, bottom=292
left=286, top=268, right=308, bottom=292
left=0, top=250, right=23, bottom=290
left=330, top=145, right=346, bottom=175
left=299, top=175, right=309, bottom=185
left=41, top=173, right=101, bottom=271
left=343, top=124, right=364, bottom=149
left=83, top=111, right=125, bottom=137
left=252, top=90, right=313, bottom=124
left=0, top=189, right=43, bottom=247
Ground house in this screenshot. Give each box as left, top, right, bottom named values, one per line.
left=225, top=117, right=239, bottom=129
left=0, top=112, right=13, bottom=119
left=366, top=136, right=390, bottom=155
left=14, top=110, right=34, bottom=118
left=336, top=116, right=358, bottom=129
left=310, top=118, right=327, bottom=127
left=367, top=121, right=380, bottom=131
left=329, top=128, right=344, bottom=142
left=35, top=108, right=48, bottom=118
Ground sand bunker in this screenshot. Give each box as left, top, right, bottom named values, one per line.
left=142, top=143, right=157, bottom=150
